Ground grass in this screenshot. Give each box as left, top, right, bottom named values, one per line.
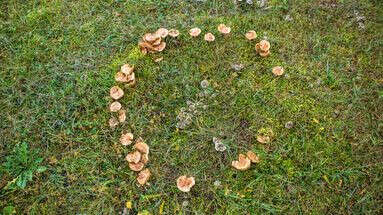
left=1, top=0, right=382, bottom=214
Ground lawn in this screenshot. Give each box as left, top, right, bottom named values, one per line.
left=1, top=0, right=382, bottom=214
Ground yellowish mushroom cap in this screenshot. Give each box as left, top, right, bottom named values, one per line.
left=231, top=154, right=251, bottom=170
left=204, top=33, right=215, bottom=42
left=176, top=175, right=195, bottom=192
left=218, top=24, right=231, bottom=34
left=134, top=141, right=149, bottom=154
left=259, top=50, right=270, bottom=57
left=154, top=42, right=166, bottom=52
left=137, top=168, right=151, bottom=185
left=256, top=135, right=270, bottom=144
left=110, top=86, right=124, bottom=100
left=245, top=30, right=257, bottom=40
left=110, top=101, right=122, bottom=112
left=168, top=29, right=180, bottom=37
left=189, top=27, right=201, bottom=37
left=259, top=40, right=270, bottom=52
left=272, top=66, right=284, bottom=76
left=143, top=33, right=159, bottom=42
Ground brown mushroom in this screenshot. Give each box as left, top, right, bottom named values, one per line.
left=259, top=40, right=270, bottom=52
left=246, top=151, right=260, bottom=163
left=134, top=141, right=149, bottom=154
left=110, top=86, right=124, bottom=100
left=137, top=168, right=151, bottom=185
left=245, top=30, right=257, bottom=40
left=189, top=27, right=201, bottom=37
left=155, top=28, right=169, bottom=38
left=115, top=72, right=128, bottom=83
left=204, top=33, right=215, bottom=42
left=272, top=66, right=284, bottom=76
left=218, top=24, right=231, bottom=34
left=153, top=42, right=166, bottom=52
left=120, top=132, right=134, bottom=146
left=256, top=135, right=270, bottom=144
left=121, top=64, right=134, bottom=75
left=143, top=33, right=159, bottom=42
left=168, top=29, right=180, bottom=37
left=109, top=117, right=119, bottom=128
left=118, top=109, right=126, bottom=123
left=176, top=175, right=195, bottom=192
left=126, top=151, right=141, bottom=163
left=232, top=154, right=251, bottom=170
left=129, top=162, right=144, bottom=172
left=110, top=101, right=122, bottom=112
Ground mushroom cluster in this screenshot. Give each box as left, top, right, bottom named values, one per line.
left=124, top=136, right=151, bottom=185
left=138, top=28, right=168, bottom=55
left=255, top=40, right=271, bottom=57
left=115, top=64, right=136, bottom=87
left=232, top=151, right=260, bottom=171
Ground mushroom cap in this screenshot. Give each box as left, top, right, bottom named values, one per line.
left=168, top=29, right=180, bottom=37
left=189, top=27, right=201, bottom=37
left=259, top=50, right=270, bottom=57
left=139, top=40, right=155, bottom=50
left=154, top=42, right=166, bottom=52
left=127, top=72, right=135, bottom=82
left=176, top=175, right=195, bottom=192
left=245, top=30, right=257, bottom=40
left=152, top=37, right=162, bottom=46
left=256, top=135, right=270, bottom=144
left=143, top=33, right=160, bottom=42
left=129, top=162, right=144, bottom=172
left=259, top=40, right=270, bottom=52
left=218, top=24, right=231, bottom=34
left=272, top=66, right=284, bottom=76
left=126, top=151, right=141, bottom=163
left=110, top=86, right=124, bottom=100
left=115, top=72, right=128, bottom=83
left=121, top=64, right=134, bottom=75
left=134, top=141, right=149, bottom=154
left=110, top=101, right=122, bottom=112
left=204, top=33, right=215, bottom=42
left=137, top=168, right=151, bottom=185
left=120, top=132, right=134, bottom=146
left=127, top=78, right=136, bottom=87
left=109, top=117, right=119, bottom=128
left=155, top=28, right=169, bottom=38
left=232, top=154, right=251, bottom=170
left=118, top=109, right=126, bottom=123
left=246, top=151, right=260, bottom=163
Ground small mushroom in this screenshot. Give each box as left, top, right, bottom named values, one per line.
left=246, top=151, right=260, bottom=163
left=134, top=140, right=149, bottom=154
left=121, top=64, right=134, bottom=75
left=141, top=153, right=149, bottom=164
left=204, top=33, right=215, bottom=42
left=168, top=29, right=180, bottom=37
left=110, top=101, right=122, bottom=112
left=155, top=28, right=169, bottom=38
left=272, top=66, right=284, bottom=76
left=115, top=72, right=128, bottom=83
left=259, top=50, right=270, bottom=57
left=189, top=27, right=201, bottom=37
left=110, top=86, right=124, bottom=100
left=245, top=30, right=257, bottom=40
left=143, top=33, right=159, bottom=42
left=109, top=117, right=119, bottom=128
left=232, top=154, right=251, bottom=170
left=137, top=168, right=151, bottom=185
left=218, top=24, right=231, bottom=34
left=154, top=42, right=166, bottom=52
left=129, top=162, right=144, bottom=172
left=126, top=151, right=141, bottom=163
left=176, top=175, right=195, bottom=192
left=258, top=40, right=270, bottom=52
left=120, top=132, right=134, bottom=146
left=256, top=135, right=270, bottom=144
left=127, top=72, right=135, bottom=82
left=118, top=109, right=126, bottom=123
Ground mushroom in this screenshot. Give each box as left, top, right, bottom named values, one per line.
left=115, top=72, right=128, bottom=83
left=109, top=117, right=119, bottom=128
left=141, top=153, right=149, bottom=164
left=272, top=66, right=284, bottom=76
left=110, top=101, right=122, bottom=112
left=120, top=132, right=134, bottom=146
left=245, top=30, right=257, bottom=40
left=118, top=109, right=126, bottom=122
left=143, top=33, right=159, bottom=43
left=231, top=154, right=251, bottom=170
left=168, top=29, right=180, bottom=37
left=137, top=168, right=151, bottom=185
left=189, top=27, right=201, bottom=37
left=176, top=175, right=195, bottom=192
left=110, top=86, right=124, bottom=100
left=129, top=162, right=144, bottom=172
left=259, top=50, right=270, bottom=57
left=134, top=140, right=149, bottom=154
left=246, top=151, right=260, bottom=163
left=218, top=24, right=231, bottom=34
left=121, top=64, right=134, bottom=75
left=153, top=42, right=166, bottom=52
left=155, top=28, right=169, bottom=38
left=256, top=135, right=270, bottom=144
left=255, top=40, right=271, bottom=57
left=204, top=33, right=215, bottom=42
left=126, top=151, right=141, bottom=163
left=127, top=72, right=135, bottom=82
